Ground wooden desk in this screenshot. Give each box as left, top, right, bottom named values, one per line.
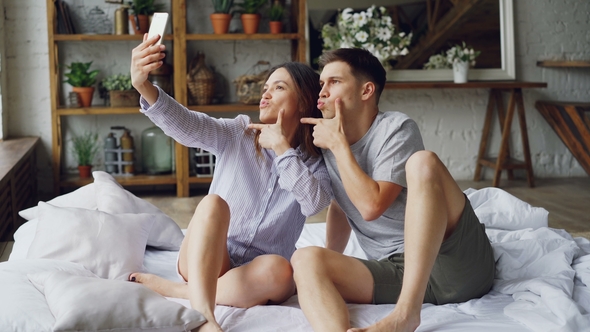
left=0, top=137, right=39, bottom=240
left=384, top=81, right=548, bottom=187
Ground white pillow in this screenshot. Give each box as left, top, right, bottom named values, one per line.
left=9, top=218, right=38, bottom=260
left=465, top=187, right=549, bottom=231
left=26, top=202, right=154, bottom=280
left=93, top=171, right=184, bottom=250
left=18, top=183, right=96, bottom=220
left=28, top=270, right=206, bottom=332
left=0, top=259, right=96, bottom=332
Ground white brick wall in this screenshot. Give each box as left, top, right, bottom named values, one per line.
left=0, top=0, right=7, bottom=139
left=3, top=0, right=590, bottom=195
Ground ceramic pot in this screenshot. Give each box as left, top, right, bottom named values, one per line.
left=269, top=21, right=282, bottom=34
left=72, top=86, right=95, bottom=107
left=241, top=14, right=260, bottom=34
left=129, top=14, right=149, bottom=35
left=210, top=13, right=231, bottom=34
left=78, top=165, right=92, bottom=179
left=453, top=60, right=469, bottom=84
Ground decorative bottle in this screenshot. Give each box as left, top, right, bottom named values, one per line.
left=104, top=132, right=118, bottom=174
left=120, top=129, right=135, bottom=174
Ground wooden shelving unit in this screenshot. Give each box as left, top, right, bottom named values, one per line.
left=46, top=0, right=306, bottom=197
left=536, top=60, right=590, bottom=68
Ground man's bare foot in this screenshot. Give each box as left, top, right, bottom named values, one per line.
left=129, top=272, right=188, bottom=299
left=347, top=307, right=420, bottom=332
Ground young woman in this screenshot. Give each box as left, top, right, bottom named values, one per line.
left=129, top=34, right=332, bottom=332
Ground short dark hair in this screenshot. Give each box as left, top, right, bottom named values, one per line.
left=254, top=62, right=322, bottom=157
left=319, top=48, right=386, bottom=103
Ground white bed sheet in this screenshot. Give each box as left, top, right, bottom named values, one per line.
left=3, top=185, right=590, bottom=332
left=142, top=222, right=590, bottom=332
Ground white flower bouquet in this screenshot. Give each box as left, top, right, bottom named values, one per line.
left=424, top=42, right=480, bottom=70
left=321, top=6, right=412, bottom=69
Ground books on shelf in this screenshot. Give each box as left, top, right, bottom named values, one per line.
left=55, top=0, right=76, bottom=34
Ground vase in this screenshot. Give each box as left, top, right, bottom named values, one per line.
left=241, top=14, right=260, bottom=34
left=78, top=165, right=92, bottom=179
left=453, top=60, right=469, bottom=84
left=187, top=53, right=215, bottom=105
left=129, top=14, right=149, bottom=35
left=210, top=13, right=231, bottom=34
left=72, top=87, right=95, bottom=107
left=269, top=21, right=282, bottom=34
left=142, top=126, right=174, bottom=174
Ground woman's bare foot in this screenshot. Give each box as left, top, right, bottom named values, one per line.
left=197, top=320, right=223, bottom=332
left=129, top=272, right=188, bottom=299
left=347, top=307, right=420, bottom=332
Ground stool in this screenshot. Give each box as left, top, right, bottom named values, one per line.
left=474, top=88, right=535, bottom=187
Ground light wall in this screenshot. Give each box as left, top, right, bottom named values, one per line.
left=0, top=0, right=7, bottom=140
left=2, top=0, right=589, bottom=197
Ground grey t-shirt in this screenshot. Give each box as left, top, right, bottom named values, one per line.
left=323, top=111, right=424, bottom=260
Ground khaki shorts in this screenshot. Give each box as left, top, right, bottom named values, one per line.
left=358, top=196, right=495, bottom=305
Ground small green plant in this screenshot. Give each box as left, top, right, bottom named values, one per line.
left=212, top=0, right=234, bottom=14
left=269, top=1, right=283, bottom=21
left=101, top=74, right=133, bottom=91
left=129, top=0, right=165, bottom=16
left=236, top=0, right=266, bottom=14
left=71, top=132, right=99, bottom=166
left=64, top=62, right=100, bottom=87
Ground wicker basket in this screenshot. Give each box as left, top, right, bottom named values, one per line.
left=233, top=61, right=270, bottom=104
left=187, top=52, right=215, bottom=105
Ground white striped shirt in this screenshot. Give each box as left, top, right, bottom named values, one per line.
left=140, top=88, right=332, bottom=267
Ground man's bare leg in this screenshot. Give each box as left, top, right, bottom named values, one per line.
left=349, top=150, right=465, bottom=332
left=291, top=246, right=374, bottom=331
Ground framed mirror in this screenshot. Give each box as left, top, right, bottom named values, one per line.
left=306, top=0, right=515, bottom=82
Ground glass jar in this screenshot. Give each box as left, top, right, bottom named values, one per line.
left=141, top=126, right=174, bottom=174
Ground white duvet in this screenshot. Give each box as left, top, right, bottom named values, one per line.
left=2, top=177, right=590, bottom=332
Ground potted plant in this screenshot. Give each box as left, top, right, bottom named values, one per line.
left=129, top=0, right=165, bottom=34
left=321, top=6, right=412, bottom=70
left=101, top=74, right=140, bottom=107
left=236, top=0, right=266, bottom=34
left=210, top=0, right=234, bottom=34
left=64, top=61, right=100, bottom=108
left=71, top=131, right=100, bottom=178
left=423, top=42, right=480, bottom=83
left=268, top=0, right=284, bottom=34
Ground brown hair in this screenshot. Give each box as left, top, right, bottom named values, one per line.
left=254, top=62, right=322, bottom=157
left=318, top=48, right=386, bottom=104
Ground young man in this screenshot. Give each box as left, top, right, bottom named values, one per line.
left=295, top=48, right=495, bottom=332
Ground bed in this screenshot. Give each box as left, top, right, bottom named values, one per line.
left=1, top=171, right=589, bottom=332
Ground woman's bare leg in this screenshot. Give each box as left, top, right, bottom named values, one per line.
left=132, top=253, right=296, bottom=306
left=180, top=194, right=231, bottom=332
left=215, top=254, right=296, bottom=307
left=132, top=194, right=231, bottom=332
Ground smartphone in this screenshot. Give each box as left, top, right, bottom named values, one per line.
left=147, top=12, right=169, bottom=46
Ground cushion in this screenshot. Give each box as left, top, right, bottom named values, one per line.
left=26, top=202, right=154, bottom=280
left=9, top=218, right=38, bottom=260
left=18, top=183, right=96, bottom=220
left=27, top=270, right=206, bottom=332
left=0, top=259, right=96, bottom=332
left=465, top=187, right=549, bottom=231
left=93, top=171, right=184, bottom=250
